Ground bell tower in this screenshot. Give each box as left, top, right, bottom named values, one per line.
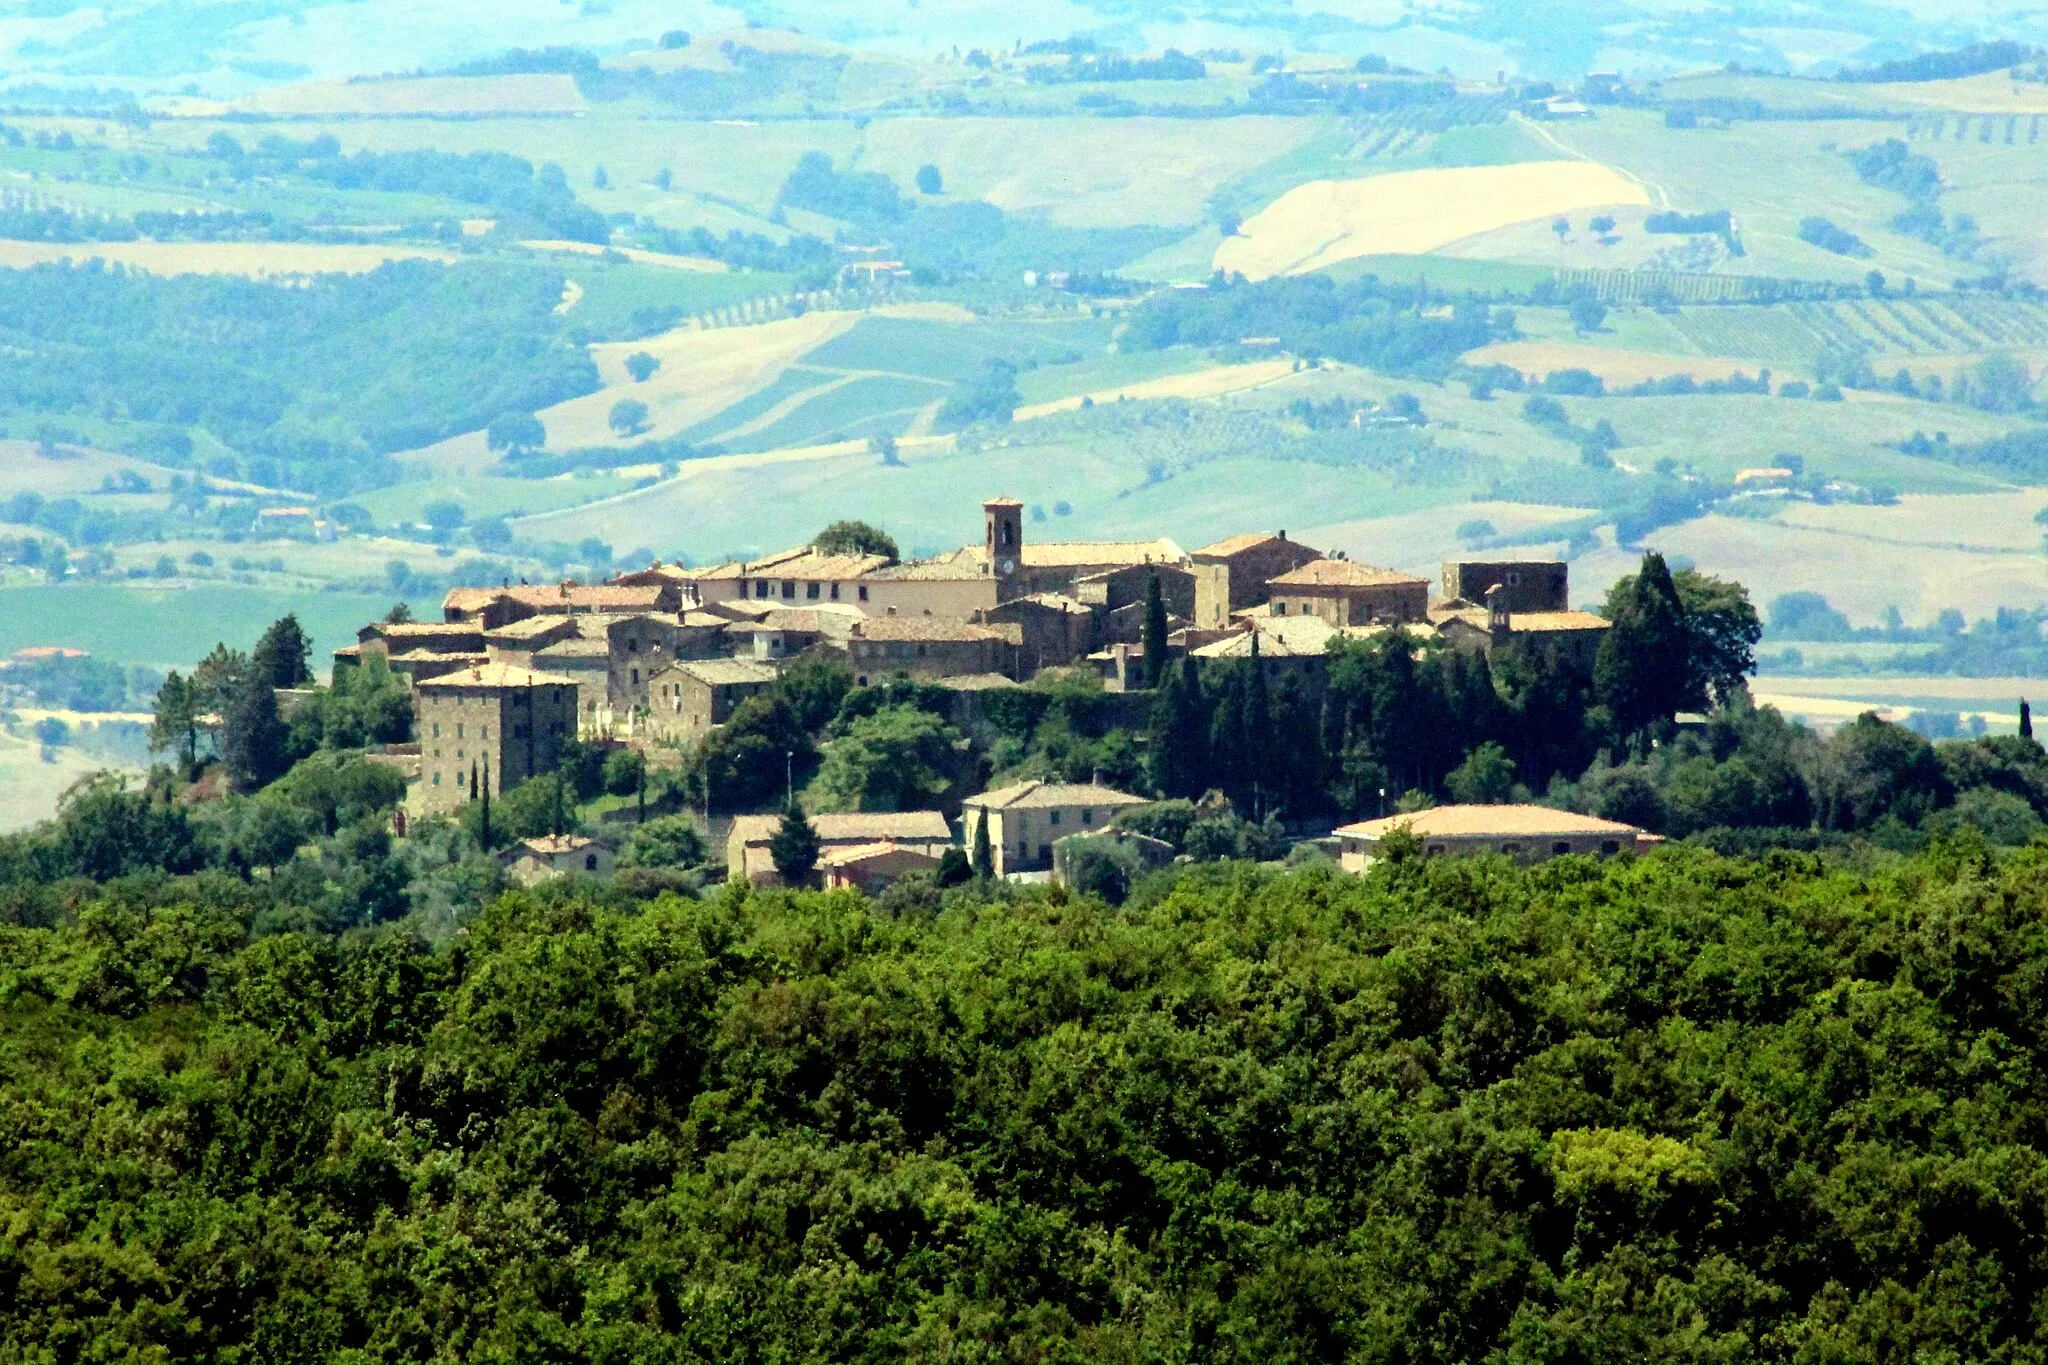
left=983, top=496, right=1023, bottom=588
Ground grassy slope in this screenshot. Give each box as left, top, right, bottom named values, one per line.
left=0, top=584, right=380, bottom=671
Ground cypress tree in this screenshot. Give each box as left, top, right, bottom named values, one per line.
left=1244, top=632, right=1274, bottom=814
left=970, top=809, right=994, bottom=880
left=480, top=756, right=492, bottom=849
left=2023, top=698, right=2034, bottom=741
left=1142, top=571, right=1168, bottom=690
left=1149, top=656, right=1208, bottom=799
left=771, top=801, right=821, bottom=886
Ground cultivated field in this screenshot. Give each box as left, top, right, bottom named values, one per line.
left=542, top=309, right=859, bottom=449
left=0, top=240, right=457, bottom=277
left=1460, top=340, right=1767, bottom=386
left=1568, top=502, right=2048, bottom=627
left=521, top=240, right=726, bottom=272
left=1012, top=358, right=1307, bottom=420
left=855, top=116, right=1323, bottom=230
left=1215, top=161, right=1650, bottom=279
left=233, top=75, right=589, bottom=118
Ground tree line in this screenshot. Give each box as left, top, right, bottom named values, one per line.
left=7, top=823, right=2048, bottom=1357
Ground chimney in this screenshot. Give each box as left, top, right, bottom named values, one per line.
left=1486, top=583, right=1511, bottom=634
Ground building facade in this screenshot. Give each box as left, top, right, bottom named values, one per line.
left=410, top=663, right=578, bottom=816
left=645, top=657, right=780, bottom=743
left=1441, top=560, right=1570, bottom=613
left=725, top=811, right=954, bottom=885
left=961, top=781, right=1151, bottom=877
left=1333, top=805, right=1658, bottom=870
left=1190, top=532, right=1324, bottom=629
left=1267, top=559, right=1430, bottom=627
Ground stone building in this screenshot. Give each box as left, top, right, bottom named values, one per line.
left=725, top=811, right=954, bottom=885
left=1436, top=588, right=1611, bottom=672
left=1189, top=532, right=1324, bottom=629
left=1440, top=560, right=1569, bottom=614
left=645, top=657, right=781, bottom=744
left=1266, top=558, right=1429, bottom=626
left=961, top=781, right=1151, bottom=878
left=409, top=663, right=578, bottom=816
left=844, top=616, right=1021, bottom=684
left=1333, top=805, right=1658, bottom=870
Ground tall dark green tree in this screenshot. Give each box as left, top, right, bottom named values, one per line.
left=771, top=802, right=821, bottom=886
left=2024, top=698, right=2034, bottom=741
left=254, top=614, right=314, bottom=689
left=1142, top=572, right=1168, bottom=690
left=970, top=809, right=994, bottom=880
left=1672, top=568, right=1761, bottom=709
left=1596, top=551, right=1693, bottom=747
left=1148, top=657, right=1208, bottom=799
left=221, top=668, right=288, bottom=793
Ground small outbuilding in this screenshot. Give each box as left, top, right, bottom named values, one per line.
left=501, top=834, right=615, bottom=885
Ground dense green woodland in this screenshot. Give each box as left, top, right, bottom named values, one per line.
left=10, top=837, right=2048, bottom=1360
left=0, top=259, right=594, bottom=495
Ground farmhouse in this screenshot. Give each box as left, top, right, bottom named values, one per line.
left=501, top=834, right=614, bottom=886
left=962, top=781, right=1151, bottom=878
left=726, top=811, right=954, bottom=885
left=1334, top=805, right=1658, bottom=870
left=819, top=842, right=944, bottom=894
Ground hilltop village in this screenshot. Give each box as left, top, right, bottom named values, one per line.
left=333, top=496, right=1628, bottom=888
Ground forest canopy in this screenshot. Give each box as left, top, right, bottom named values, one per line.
left=5, top=838, right=2048, bottom=1359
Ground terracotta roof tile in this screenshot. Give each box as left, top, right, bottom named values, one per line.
left=855, top=617, right=1018, bottom=643
left=964, top=781, right=1150, bottom=811
left=661, top=658, right=780, bottom=687
left=1269, top=560, right=1427, bottom=590
left=415, top=662, right=577, bottom=690
left=729, top=811, right=952, bottom=845
left=1335, top=805, right=1643, bottom=839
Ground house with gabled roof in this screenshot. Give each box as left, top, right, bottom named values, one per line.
left=1190, top=531, right=1323, bottom=628
left=961, top=780, right=1150, bottom=877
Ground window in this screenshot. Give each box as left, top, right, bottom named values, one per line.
left=781, top=581, right=796, bottom=599
left=456, top=723, right=464, bottom=739
left=432, top=722, right=440, bottom=737
left=1275, top=602, right=1286, bottom=615
left=481, top=727, right=488, bottom=740
left=629, top=639, right=640, bottom=652
left=807, top=582, right=820, bottom=600
left=754, top=581, right=769, bottom=599
left=1037, top=843, right=1051, bottom=864
left=432, top=772, right=441, bottom=785
left=1600, top=839, right=1621, bottom=855
left=1082, top=808, right=1094, bottom=824
left=1501, top=842, right=1523, bottom=855
left=1426, top=844, right=1446, bottom=856
left=584, top=853, right=598, bottom=871
left=1552, top=841, right=1573, bottom=855
left=830, top=584, right=840, bottom=600
left=1507, top=571, right=1522, bottom=586
left=630, top=668, right=639, bottom=684
left=858, top=586, right=869, bottom=602
left=1049, top=810, right=1061, bottom=826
